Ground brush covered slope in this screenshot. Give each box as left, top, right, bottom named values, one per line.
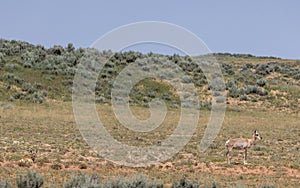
left=0, top=39, right=300, bottom=112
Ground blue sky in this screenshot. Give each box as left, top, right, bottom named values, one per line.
left=0, top=1, right=299, bottom=59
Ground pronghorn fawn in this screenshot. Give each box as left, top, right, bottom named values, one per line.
left=225, top=130, right=262, bottom=165
left=18, top=149, right=37, bottom=167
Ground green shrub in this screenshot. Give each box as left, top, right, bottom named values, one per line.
left=48, top=45, right=65, bottom=55
left=251, top=97, right=258, bottom=102
left=8, top=96, right=15, bottom=102
left=105, top=67, right=116, bottom=74
left=255, top=64, right=274, bottom=75
left=258, top=89, right=269, bottom=96
left=172, top=178, right=199, bottom=188
left=244, top=63, right=254, bottom=69
left=22, top=83, right=36, bottom=94
left=95, top=96, right=106, bottom=103
left=256, top=78, right=266, bottom=87
left=0, top=180, right=12, bottom=188
left=208, top=77, right=226, bottom=92
left=181, top=76, right=192, bottom=83
left=221, top=62, right=235, bottom=75
left=239, top=95, right=248, bottom=101
left=244, top=85, right=259, bottom=95
left=21, top=51, right=42, bottom=68
left=216, top=96, right=226, bottom=103
left=63, top=174, right=101, bottom=188
left=0, top=52, right=5, bottom=63
left=162, top=93, right=172, bottom=101
left=229, top=87, right=239, bottom=98
left=227, top=78, right=239, bottom=98
left=31, top=91, right=47, bottom=103
left=4, top=63, right=21, bottom=71
left=62, top=79, right=73, bottom=86
left=66, top=43, right=75, bottom=53
left=11, top=92, right=26, bottom=100
left=143, top=97, right=150, bottom=103
left=201, top=101, right=212, bottom=110
left=104, top=175, right=162, bottom=188
left=16, top=170, right=44, bottom=188
left=226, top=78, right=236, bottom=89
left=33, top=82, right=43, bottom=89
left=3, top=73, right=24, bottom=85
left=147, top=91, right=156, bottom=98
left=195, top=77, right=207, bottom=86
left=293, top=73, right=300, bottom=80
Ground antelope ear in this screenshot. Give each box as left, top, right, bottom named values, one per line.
left=254, top=130, right=257, bottom=133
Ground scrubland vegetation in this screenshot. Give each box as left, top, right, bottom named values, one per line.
left=0, top=39, right=299, bottom=187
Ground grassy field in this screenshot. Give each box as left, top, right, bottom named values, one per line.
left=0, top=101, right=299, bottom=187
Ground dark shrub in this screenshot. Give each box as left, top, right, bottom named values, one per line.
left=255, top=64, right=271, bottom=75
left=258, top=89, right=269, bottom=96
left=50, top=163, right=62, bottom=170
left=293, top=73, right=300, bottom=80
left=221, top=62, right=235, bottom=75
left=0, top=52, right=5, bottom=64
left=172, top=178, right=199, bottom=188
left=3, top=73, right=24, bottom=85
left=48, top=45, right=64, bottom=55
left=22, top=83, right=36, bottom=94
left=256, top=78, right=266, bottom=87
left=244, top=85, right=259, bottom=95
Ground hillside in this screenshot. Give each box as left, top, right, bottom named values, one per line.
left=0, top=39, right=299, bottom=113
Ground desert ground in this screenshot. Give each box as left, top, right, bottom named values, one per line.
left=0, top=102, right=299, bottom=187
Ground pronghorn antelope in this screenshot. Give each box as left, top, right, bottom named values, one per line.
left=18, top=149, right=37, bottom=167
left=225, top=130, right=262, bottom=165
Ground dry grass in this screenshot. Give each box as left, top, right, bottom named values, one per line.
left=0, top=102, right=299, bottom=187
left=216, top=56, right=298, bottom=65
